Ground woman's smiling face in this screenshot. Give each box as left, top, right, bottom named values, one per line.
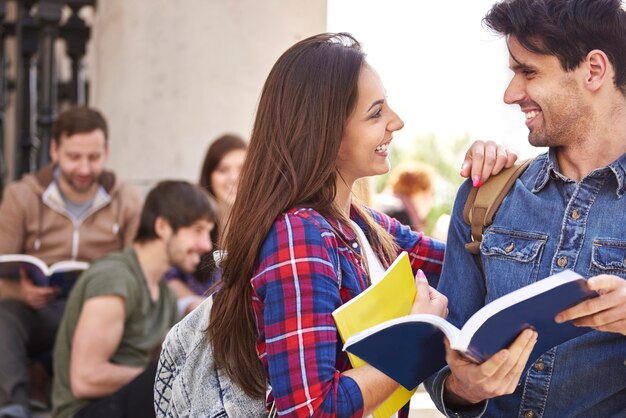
left=210, top=148, right=246, bottom=206
left=336, top=64, right=404, bottom=185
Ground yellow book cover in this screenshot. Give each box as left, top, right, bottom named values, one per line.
left=332, top=251, right=416, bottom=418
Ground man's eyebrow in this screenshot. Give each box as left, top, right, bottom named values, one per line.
left=510, top=62, right=536, bottom=72
left=508, top=50, right=535, bottom=72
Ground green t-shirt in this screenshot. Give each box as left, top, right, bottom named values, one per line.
left=52, top=247, right=178, bottom=418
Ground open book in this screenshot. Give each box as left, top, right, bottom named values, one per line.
left=0, top=254, right=89, bottom=297
left=332, top=251, right=418, bottom=418
left=342, top=269, right=598, bottom=391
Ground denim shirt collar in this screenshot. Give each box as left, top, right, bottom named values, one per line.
left=532, top=148, right=626, bottom=198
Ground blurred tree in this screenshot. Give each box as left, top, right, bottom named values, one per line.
left=376, top=133, right=472, bottom=236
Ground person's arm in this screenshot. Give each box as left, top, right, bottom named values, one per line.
left=442, top=328, right=537, bottom=406
left=0, top=185, right=27, bottom=299
left=167, top=278, right=204, bottom=316
left=0, top=184, right=58, bottom=304
left=69, top=294, right=143, bottom=398
left=423, top=180, right=536, bottom=416
left=254, top=215, right=363, bottom=417
left=254, top=214, right=395, bottom=417
left=556, top=274, right=626, bottom=336
left=0, top=184, right=26, bottom=257
left=0, top=272, right=58, bottom=307
left=255, top=214, right=449, bottom=418
left=372, top=210, right=445, bottom=287
left=345, top=271, right=448, bottom=416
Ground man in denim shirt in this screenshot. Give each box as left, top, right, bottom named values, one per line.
left=425, top=0, right=626, bottom=417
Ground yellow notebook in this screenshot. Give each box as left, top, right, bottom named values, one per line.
left=332, top=251, right=417, bottom=418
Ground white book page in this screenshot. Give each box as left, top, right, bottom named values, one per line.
left=453, top=270, right=582, bottom=351
left=344, top=313, right=461, bottom=348
left=49, top=260, right=89, bottom=274
left=0, top=254, right=49, bottom=275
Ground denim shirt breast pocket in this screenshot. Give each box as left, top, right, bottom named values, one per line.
left=589, top=239, right=626, bottom=280
left=480, top=228, right=548, bottom=302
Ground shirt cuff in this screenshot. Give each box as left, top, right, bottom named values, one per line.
left=431, top=368, right=487, bottom=418
left=337, top=374, right=364, bottom=417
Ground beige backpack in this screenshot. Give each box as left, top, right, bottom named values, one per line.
left=463, top=159, right=532, bottom=255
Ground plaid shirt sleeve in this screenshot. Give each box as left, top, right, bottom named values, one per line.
left=251, top=211, right=365, bottom=417
left=369, top=208, right=445, bottom=288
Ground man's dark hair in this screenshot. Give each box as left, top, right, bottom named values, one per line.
left=52, top=106, right=109, bottom=144
left=135, top=180, right=217, bottom=243
left=484, top=0, right=626, bottom=94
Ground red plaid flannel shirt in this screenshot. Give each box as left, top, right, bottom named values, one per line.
left=251, top=206, right=445, bottom=417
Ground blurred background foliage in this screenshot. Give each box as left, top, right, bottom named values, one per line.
left=375, top=133, right=472, bottom=236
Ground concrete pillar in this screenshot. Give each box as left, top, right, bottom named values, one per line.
left=89, top=0, right=326, bottom=193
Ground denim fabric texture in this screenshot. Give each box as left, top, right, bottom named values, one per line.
left=154, top=296, right=268, bottom=418
left=426, top=150, right=626, bottom=418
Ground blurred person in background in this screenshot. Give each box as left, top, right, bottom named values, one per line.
left=375, top=161, right=450, bottom=241
left=198, top=134, right=247, bottom=246
left=166, top=134, right=247, bottom=316
left=375, top=161, right=436, bottom=232
left=0, top=107, right=142, bottom=418
left=52, top=180, right=214, bottom=418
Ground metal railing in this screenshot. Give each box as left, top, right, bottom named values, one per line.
left=0, top=0, right=95, bottom=198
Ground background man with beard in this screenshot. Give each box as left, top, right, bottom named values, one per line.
left=51, top=180, right=215, bottom=418
left=425, top=0, right=626, bottom=417
left=0, top=106, right=142, bottom=418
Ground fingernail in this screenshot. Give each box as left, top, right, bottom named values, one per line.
left=472, top=176, right=481, bottom=187
left=555, top=314, right=563, bottom=323
left=417, top=269, right=426, bottom=280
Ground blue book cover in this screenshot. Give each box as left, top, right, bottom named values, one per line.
left=343, top=269, right=597, bottom=390
left=0, top=254, right=88, bottom=298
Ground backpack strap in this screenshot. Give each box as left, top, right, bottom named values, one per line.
left=463, top=159, right=532, bottom=255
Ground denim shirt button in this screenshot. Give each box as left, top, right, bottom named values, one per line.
left=533, top=358, right=545, bottom=372
left=571, top=208, right=581, bottom=220
left=524, top=410, right=537, bottom=418
left=504, top=242, right=515, bottom=253
left=557, top=256, right=568, bottom=268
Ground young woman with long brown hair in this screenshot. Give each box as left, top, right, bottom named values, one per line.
left=207, top=33, right=516, bottom=417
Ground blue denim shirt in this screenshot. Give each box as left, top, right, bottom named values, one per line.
left=426, top=150, right=626, bottom=418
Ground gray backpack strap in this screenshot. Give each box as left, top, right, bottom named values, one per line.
left=463, top=159, right=532, bottom=255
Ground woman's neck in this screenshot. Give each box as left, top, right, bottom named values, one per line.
left=335, top=177, right=354, bottom=217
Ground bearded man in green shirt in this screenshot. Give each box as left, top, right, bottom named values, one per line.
left=52, top=180, right=215, bottom=418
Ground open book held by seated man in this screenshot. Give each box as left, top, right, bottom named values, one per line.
left=0, top=107, right=142, bottom=418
